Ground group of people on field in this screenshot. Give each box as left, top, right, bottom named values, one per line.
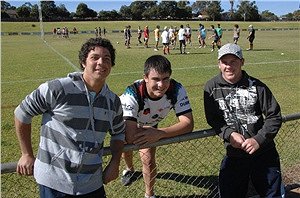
left=52, top=26, right=78, bottom=38
left=122, top=23, right=255, bottom=55
left=52, top=27, right=70, bottom=38
left=16, top=26, right=276, bottom=198
left=94, top=26, right=106, bottom=38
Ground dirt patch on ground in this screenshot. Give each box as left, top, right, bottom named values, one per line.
left=283, top=164, right=300, bottom=198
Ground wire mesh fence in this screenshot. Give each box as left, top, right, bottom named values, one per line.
left=1, top=113, right=299, bottom=198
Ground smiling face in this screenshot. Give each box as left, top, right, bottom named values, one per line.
left=218, top=54, right=244, bottom=84
left=144, top=69, right=171, bottom=99
left=82, top=46, right=112, bottom=91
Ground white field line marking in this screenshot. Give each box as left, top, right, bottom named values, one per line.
left=111, top=59, right=300, bottom=75
left=2, top=60, right=299, bottom=84
left=42, top=39, right=80, bottom=72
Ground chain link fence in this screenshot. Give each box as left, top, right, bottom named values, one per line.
left=1, top=113, right=300, bottom=198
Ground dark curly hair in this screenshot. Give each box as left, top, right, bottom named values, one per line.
left=78, top=37, right=116, bottom=70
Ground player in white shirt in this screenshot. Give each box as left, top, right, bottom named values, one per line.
left=178, top=25, right=186, bottom=54
left=120, top=55, right=194, bottom=198
left=161, top=26, right=170, bottom=55
left=185, top=24, right=192, bottom=45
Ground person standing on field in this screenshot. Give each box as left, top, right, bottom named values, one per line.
left=153, top=25, right=160, bottom=51
left=178, top=25, right=187, bottom=54
left=161, top=26, right=170, bottom=55
left=137, top=26, right=143, bottom=45
left=144, top=25, right=150, bottom=48
left=185, top=24, right=192, bottom=46
left=233, top=24, right=240, bottom=44
left=204, top=43, right=284, bottom=198
left=209, top=25, right=220, bottom=52
left=14, top=37, right=125, bottom=198
left=120, top=55, right=194, bottom=198
left=216, top=23, right=223, bottom=47
left=198, top=23, right=207, bottom=48
left=247, top=24, right=255, bottom=50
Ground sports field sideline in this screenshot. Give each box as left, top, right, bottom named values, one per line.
left=1, top=21, right=299, bottom=197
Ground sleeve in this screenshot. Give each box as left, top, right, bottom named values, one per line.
left=174, top=85, right=192, bottom=117
left=14, top=81, right=55, bottom=124
left=119, top=90, right=139, bottom=121
left=203, top=82, right=235, bottom=141
left=110, top=95, right=125, bottom=142
left=253, top=83, right=282, bottom=145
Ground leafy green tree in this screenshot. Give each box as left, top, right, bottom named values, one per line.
left=261, top=10, right=278, bottom=21
left=1, top=1, right=13, bottom=10
left=1, top=11, right=10, bottom=19
left=30, top=4, right=39, bottom=20
left=98, top=10, right=120, bottom=20
left=16, top=5, right=31, bottom=18
left=142, top=5, right=159, bottom=20
left=177, top=1, right=190, bottom=8
left=191, top=1, right=209, bottom=15
left=282, top=10, right=300, bottom=21
left=119, top=5, right=132, bottom=19
left=76, top=3, right=97, bottom=18
left=235, top=1, right=260, bottom=21
left=56, top=4, right=70, bottom=19
left=41, top=1, right=57, bottom=20
left=158, top=1, right=177, bottom=19
left=76, top=3, right=88, bottom=17
left=175, top=1, right=192, bottom=19
left=206, top=1, right=223, bottom=21
left=293, top=10, right=300, bottom=20
left=130, top=1, right=154, bottom=20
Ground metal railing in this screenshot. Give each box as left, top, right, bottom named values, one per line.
left=1, top=113, right=300, bottom=198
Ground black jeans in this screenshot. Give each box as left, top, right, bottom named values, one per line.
left=219, top=148, right=283, bottom=198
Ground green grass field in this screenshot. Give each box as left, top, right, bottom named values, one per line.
left=1, top=21, right=300, bottom=197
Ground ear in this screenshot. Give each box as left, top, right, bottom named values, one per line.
left=81, top=61, right=86, bottom=69
left=241, top=58, right=245, bottom=66
left=143, top=74, right=148, bottom=82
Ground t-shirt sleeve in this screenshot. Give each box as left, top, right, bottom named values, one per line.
left=174, top=86, right=192, bottom=117
left=120, top=92, right=139, bottom=121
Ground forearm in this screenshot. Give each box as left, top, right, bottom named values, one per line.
left=103, top=139, right=124, bottom=184
left=109, top=140, right=124, bottom=164
left=159, top=121, right=193, bottom=138
left=15, top=117, right=34, bottom=157
left=159, top=113, right=194, bottom=139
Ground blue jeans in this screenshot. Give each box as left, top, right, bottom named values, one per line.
left=218, top=148, right=284, bottom=198
left=39, top=185, right=106, bottom=198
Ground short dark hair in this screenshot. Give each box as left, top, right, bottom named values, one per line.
left=144, top=55, right=172, bottom=76
left=78, top=37, right=116, bottom=70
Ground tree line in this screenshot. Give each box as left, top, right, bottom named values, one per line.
left=1, top=1, right=299, bottom=22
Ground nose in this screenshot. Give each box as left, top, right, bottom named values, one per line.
left=97, top=58, right=103, bottom=65
left=156, top=80, right=163, bottom=87
left=224, top=62, right=233, bottom=68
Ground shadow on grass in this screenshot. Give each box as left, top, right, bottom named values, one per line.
left=156, top=172, right=218, bottom=198
left=127, top=171, right=218, bottom=197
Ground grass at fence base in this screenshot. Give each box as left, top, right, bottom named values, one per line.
left=1, top=21, right=299, bottom=197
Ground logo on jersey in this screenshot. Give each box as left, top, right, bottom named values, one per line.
left=143, top=108, right=150, bottom=115
left=122, top=103, right=134, bottom=111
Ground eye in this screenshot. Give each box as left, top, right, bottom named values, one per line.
left=90, top=55, right=99, bottom=61
left=163, top=78, right=170, bottom=83
left=104, top=57, right=111, bottom=62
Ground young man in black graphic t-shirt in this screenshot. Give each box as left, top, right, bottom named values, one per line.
left=204, top=43, right=284, bottom=198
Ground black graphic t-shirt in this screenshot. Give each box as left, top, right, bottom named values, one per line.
left=204, top=71, right=282, bottom=157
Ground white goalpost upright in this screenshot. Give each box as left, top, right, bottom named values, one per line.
left=38, top=1, right=44, bottom=39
